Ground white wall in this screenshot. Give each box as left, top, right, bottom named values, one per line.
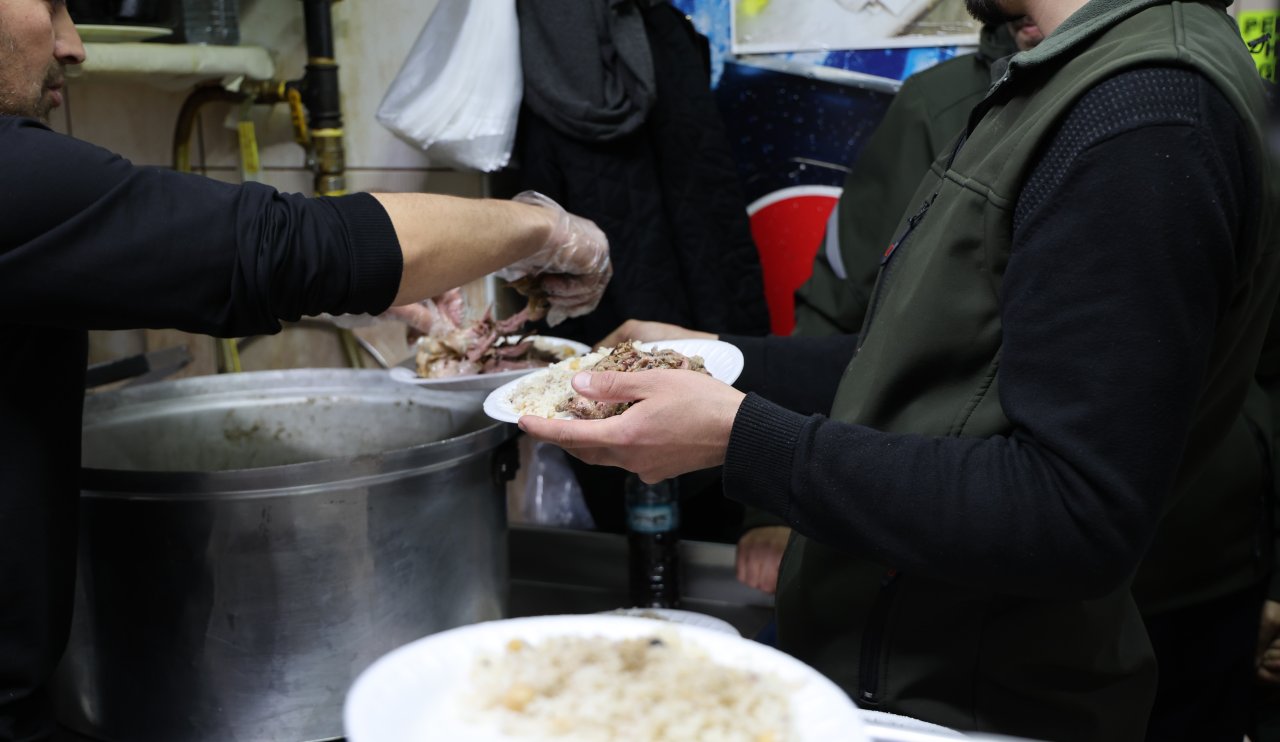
left=66, top=0, right=490, bottom=374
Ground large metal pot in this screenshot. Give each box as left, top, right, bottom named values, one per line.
left=55, top=370, right=517, bottom=742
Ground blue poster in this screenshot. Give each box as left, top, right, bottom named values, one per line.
left=716, top=61, right=892, bottom=200
left=672, top=0, right=967, bottom=87
left=670, top=0, right=968, bottom=332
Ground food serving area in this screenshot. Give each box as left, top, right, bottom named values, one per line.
left=42, top=16, right=1059, bottom=723
left=49, top=368, right=994, bottom=742
left=53, top=522, right=969, bottom=742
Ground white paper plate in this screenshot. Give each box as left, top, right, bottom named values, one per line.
left=344, top=614, right=866, bottom=742
left=859, top=709, right=966, bottom=738
left=598, top=607, right=741, bottom=635
left=389, top=336, right=591, bottom=393
left=482, top=338, right=745, bottom=424
left=77, top=24, right=172, bottom=43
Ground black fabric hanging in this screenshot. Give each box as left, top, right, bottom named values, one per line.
left=512, top=0, right=770, bottom=348
left=512, top=1, right=767, bottom=537
left=518, top=0, right=657, bottom=142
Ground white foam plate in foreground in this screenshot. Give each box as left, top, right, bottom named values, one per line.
left=859, top=709, right=967, bottom=738
left=482, top=338, right=745, bottom=424
left=344, top=614, right=866, bottom=742
left=389, top=336, right=591, bottom=393
left=598, top=607, right=741, bottom=636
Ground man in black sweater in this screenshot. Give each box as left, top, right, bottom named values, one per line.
left=736, top=12, right=1278, bottom=742
left=522, top=0, right=1278, bottom=736
left=0, top=3, right=611, bottom=739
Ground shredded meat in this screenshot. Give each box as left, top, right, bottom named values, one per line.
left=506, top=275, right=551, bottom=323
left=555, top=341, right=710, bottom=419
left=414, top=300, right=561, bottom=378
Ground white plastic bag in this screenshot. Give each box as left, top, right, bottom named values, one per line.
left=376, top=0, right=522, bottom=172
left=514, top=441, right=595, bottom=530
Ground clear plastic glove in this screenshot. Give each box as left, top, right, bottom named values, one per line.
left=495, top=191, right=612, bottom=327
left=318, top=289, right=466, bottom=338
left=381, top=288, right=467, bottom=339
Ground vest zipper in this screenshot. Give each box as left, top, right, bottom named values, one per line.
left=880, top=196, right=935, bottom=267
left=856, top=195, right=935, bottom=353
left=856, top=133, right=967, bottom=354
left=857, top=568, right=901, bottom=707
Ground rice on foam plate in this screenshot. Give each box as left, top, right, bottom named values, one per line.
left=465, top=631, right=794, bottom=742
left=506, top=348, right=612, bottom=419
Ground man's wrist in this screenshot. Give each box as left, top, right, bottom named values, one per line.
left=508, top=193, right=560, bottom=261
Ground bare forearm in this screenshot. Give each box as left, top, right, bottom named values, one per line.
left=371, top=193, right=553, bottom=305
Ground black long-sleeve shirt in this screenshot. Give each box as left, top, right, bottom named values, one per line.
left=0, top=116, right=403, bottom=740
left=0, top=117, right=401, bottom=333
left=721, top=67, right=1257, bottom=600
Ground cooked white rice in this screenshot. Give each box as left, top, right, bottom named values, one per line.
left=465, top=631, right=794, bottom=742
left=507, top=348, right=612, bottom=419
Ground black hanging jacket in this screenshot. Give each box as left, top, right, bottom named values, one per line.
left=512, top=0, right=770, bottom=344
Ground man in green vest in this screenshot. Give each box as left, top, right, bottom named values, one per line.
left=736, top=20, right=1037, bottom=600
left=789, top=20, right=1031, bottom=339
left=745, top=12, right=1280, bottom=742
left=521, top=0, right=1279, bottom=737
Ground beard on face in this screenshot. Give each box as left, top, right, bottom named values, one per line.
left=33, top=63, right=61, bottom=120
left=0, top=27, right=60, bottom=122
left=965, top=0, right=1020, bottom=26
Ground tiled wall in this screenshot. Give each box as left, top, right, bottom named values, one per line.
left=67, top=0, right=489, bottom=376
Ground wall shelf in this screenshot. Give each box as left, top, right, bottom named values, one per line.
left=68, top=43, right=276, bottom=91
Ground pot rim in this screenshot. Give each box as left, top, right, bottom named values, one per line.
left=80, top=369, right=518, bottom=499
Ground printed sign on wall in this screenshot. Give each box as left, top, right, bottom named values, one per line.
left=1240, top=11, right=1277, bottom=82
left=672, top=0, right=969, bottom=332
left=732, top=0, right=981, bottom=54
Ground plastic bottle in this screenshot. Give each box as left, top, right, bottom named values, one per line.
left=181, top=0, right=240, bottom=45
left=625, top=474, right=681, bottom=608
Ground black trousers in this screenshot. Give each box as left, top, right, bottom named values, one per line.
left=1143, top=583, right=1265, bottom=742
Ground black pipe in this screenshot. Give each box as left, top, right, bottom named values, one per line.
left=300, top=0, right=341, bottom=131
left=299, top=0, right=345, bottom=195
left=302, top=0, right=336, bottom=58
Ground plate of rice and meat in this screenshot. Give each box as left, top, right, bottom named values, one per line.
left=343, top=614, right=867, bottom=742
left=389, top=335, right=590, bottom=392
left=386, top=296, right=592, bottom=392
left=483, top=339, right=745, bottom=424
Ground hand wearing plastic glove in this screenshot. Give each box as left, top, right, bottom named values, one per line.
left=495, top=191, right=612, bottom=327
left=318, top=289, right=465, bottom=340
left=381, top=288, right=467, bottom=339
